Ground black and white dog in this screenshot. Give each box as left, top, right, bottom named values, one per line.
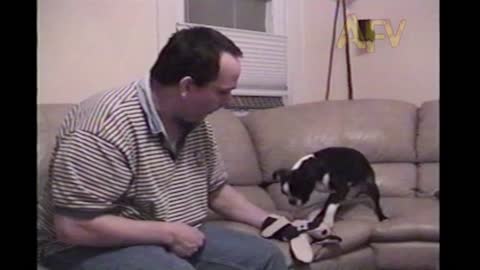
left=273, top=147, right=388, bottom=236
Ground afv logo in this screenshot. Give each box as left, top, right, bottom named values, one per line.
left=337, top=14, right=407, bottom=53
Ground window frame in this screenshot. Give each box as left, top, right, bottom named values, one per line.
left=177, top=0, right=286, bottom=35
left=173, top=0, right=288, bottom=99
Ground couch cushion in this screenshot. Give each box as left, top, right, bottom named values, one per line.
left=417, top=163, right=439, bottom=195
left=308, top=247, right=376, bottom=270
left=243, top=99, right=418, bottom=183
left=371, top=198, right=439, bottom=242
left=312, top=247, right=377, bottom=270
left=371, top=242, right=439, bottom=270
left=417, top=100, right=439, bottom=162
left=206, top=109, right=263, bottom=185
left=311, top=220, right=374, bottom=261
left=336, top=198, right=438, bottom=242
left=371, top=163, right=416, bottom=197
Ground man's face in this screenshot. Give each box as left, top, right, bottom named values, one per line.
left=180, top=53, right=241, bottom=123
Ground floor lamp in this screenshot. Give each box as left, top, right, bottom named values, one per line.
left=325, top=0, right=354, bottom=101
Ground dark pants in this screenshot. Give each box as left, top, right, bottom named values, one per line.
left=42, top=223, right=288, bottom=270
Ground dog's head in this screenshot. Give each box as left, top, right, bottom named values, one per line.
left=273, top=162, right=318, bottom=206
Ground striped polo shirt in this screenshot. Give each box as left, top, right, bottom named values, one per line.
left=37, top=75, right=228, bottom=260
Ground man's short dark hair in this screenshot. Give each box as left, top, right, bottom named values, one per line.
left=150, top=26, right=243, bottom=87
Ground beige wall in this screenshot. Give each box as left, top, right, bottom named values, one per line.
left=38, top=0, right=163, bottom=104
left=38, top=0, right=438, bottom=106
left=298, top=0, right=439, bottom=106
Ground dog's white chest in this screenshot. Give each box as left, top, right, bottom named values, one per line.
left=315, top=173, right=331, bottom=193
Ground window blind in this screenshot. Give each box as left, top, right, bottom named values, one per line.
left=176, top=22, right=287, bottom=97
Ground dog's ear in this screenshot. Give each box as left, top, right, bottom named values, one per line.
left=272, top=169, right=291, bottom=182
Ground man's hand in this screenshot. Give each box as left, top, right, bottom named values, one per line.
left=168, top=223, right=205, bottom=258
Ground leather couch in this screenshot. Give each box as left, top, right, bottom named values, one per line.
left=37, top=99, right=439, bottom=270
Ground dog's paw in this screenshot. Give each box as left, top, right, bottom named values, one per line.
left=290, top=233, right=314, bottom=263
left=291, top=219, right=310, bottom=232
left=261, top=214, right=303, bottom=241
left=311, top=222, right=333, bottom=237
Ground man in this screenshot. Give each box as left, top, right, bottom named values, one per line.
left=37, top=27, right=290, bottom=270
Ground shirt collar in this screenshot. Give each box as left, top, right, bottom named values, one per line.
left=137, top=73, right=167, bottom=136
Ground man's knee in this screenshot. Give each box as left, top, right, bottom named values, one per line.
left=259, top=239, right=286, bottom=262
left=244, top=238, right=288, bottom=270
left=199, top=224, right=288, bottom=269
left=55, top=245, right=195, bottom=270
left=228, top=232, right=287, bottom=269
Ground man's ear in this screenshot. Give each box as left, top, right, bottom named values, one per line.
left=272, top=169, right=291, bottom=182
left=178, top=76, right=194, bottom=97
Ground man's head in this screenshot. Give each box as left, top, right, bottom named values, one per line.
left=150, top=27, right=243, bottom=123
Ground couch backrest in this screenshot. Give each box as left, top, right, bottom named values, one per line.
left=417, top=100, right=439, bottom=162
left=241, top=99, right=420, bottom=212
left=37, top=104, right=74, bottom=198
left=206, top=109, right=263, bottom=186
left=206, top=109, right=276, bottom=214
left=37, top=99, right=439, bottom=214
left=242, top=99, right=418, bottom=182
left=37, top=104, right=275, bottom=210
left=416, top=100, right=439, bottom=195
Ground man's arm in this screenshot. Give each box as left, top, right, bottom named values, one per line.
left=54, top=214, right=174, bottom=246
left=208, top=184, right=269, bottom=229
left=48, top=127, right=204, bottom=258
left=54, top=214, right=205, bottom=257
left=209, top=184, right=307, bottom=242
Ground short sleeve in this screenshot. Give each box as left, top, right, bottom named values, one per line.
left=204, top=124, right=228, bottom=193
left=49, top=130, right=132, bottom=218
